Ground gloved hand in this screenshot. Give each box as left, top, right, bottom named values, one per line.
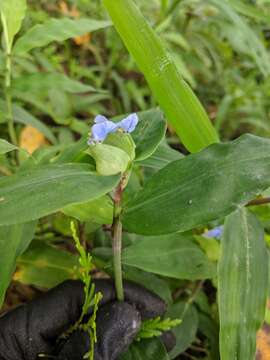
left=0, top=279, right=175, bottom=360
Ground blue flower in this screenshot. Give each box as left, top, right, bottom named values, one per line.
left=87, top=115, right=117, bottom=145
left=204, top=226, right=223, bottom=239
left=117, top=113, right=139, bottom=133
left=88, top=113, right=139, bottom=145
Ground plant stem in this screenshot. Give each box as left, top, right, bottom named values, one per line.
left=181, top=280, right=204, bottom=317
left=111, top=173, right=129, bottom=302
left=247, top=197, right=270, bottom=207
left=1, top=12, right=17, bottom=145
left=6, top=86, right=17, bottom=145
left=112, top=216, right=124, bottom=301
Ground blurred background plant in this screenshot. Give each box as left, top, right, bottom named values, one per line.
left=1, top=0, right=270, bottom=150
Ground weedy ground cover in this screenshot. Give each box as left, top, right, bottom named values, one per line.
left=1, top=1, right=270, bottom=359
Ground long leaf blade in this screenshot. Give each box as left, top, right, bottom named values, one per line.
left=14, top=18, right=111, bottom=54
left=123, top=134, right=270, bottom=235
left=0, top=221, right=37, bottom=307
left=103, top=0, right=219, bottom=153
left=218, top=208, right=268, bottom=360
left=0, top=164, right=120, bottom=226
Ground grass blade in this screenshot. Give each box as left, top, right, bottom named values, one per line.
left=103, top=0, right=219, bottom=153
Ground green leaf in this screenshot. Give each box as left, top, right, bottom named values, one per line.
left=14, top=18, right=111, bottom=54
left=0, top=221, right=37, bottom=307
left=12, top=72, right=98, bottom=94
left=138, top=141, right=183, bottom=170
left=54, top=134, right=88, bottom=163
left=120, top=338, right=169, bottom=360
left=132, top=109, right=166, bottom=161
left=167, top=302, right=198, bottom=359
left=103, top=0, right=219, bottom=153
left=122, top=233, right=214, bottom=280
left=16, top=241, right=78, bottom=288
left=0, top=139, right=17, bottom=154
left=0, top=0, right=26, bottom=49
left=123, top=134, right=270, bottom=235
left=62, top=196, right=113, bottom=224
left=123, top=266, right=172, bottom=304
left=218, top=208, right=268, bottom=360
left=0, top=164, right=120, bottom=226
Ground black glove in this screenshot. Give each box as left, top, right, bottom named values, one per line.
left=0, top=279, right=175, bottom=360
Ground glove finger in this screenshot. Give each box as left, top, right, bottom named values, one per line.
left=56, top=330, right=89, bottom=360
left=0, top=280, right=85, bottom=360
left=57, top=301, right=141, bottom=360
left=95, top=279, right=167, bottom=320
left=11, top=278, right=161, bottom=348
left=28, top=280, right=116, bottom=341
left=123, top=281, right=167, bottom=319
left=95, top=301, right=141, bottom=360
left=28, top=280, right=84, bottom=341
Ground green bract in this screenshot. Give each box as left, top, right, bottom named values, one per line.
left=87, top=143, right=131, bottom=176
left=105, top=132, right=136, bottom=161
left=87, top=132, right=136, bottom=176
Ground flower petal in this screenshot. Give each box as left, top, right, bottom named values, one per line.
left=204, top=226, right=223, bottom=239
left=94, top=115, right=109, bottom=124
left=117, top=113, right=139, bottom=133
left=88, top=119, right=117, bottom=144
left=91, top=122, right=109, bottom=142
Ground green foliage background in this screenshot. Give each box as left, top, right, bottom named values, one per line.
left=1, top=1, right=270, bottom=359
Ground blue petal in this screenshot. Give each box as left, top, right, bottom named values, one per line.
left=94, top=115, right=109, bottom=124
left=91, top=122, right=109, bottom=142
left=117, top=113, right=139, bottom=133
left=94, top=115, right=117, bottom=133
left=204, top=226, right=223, bottom=239
left=88, top=117, right=117, bottom=144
